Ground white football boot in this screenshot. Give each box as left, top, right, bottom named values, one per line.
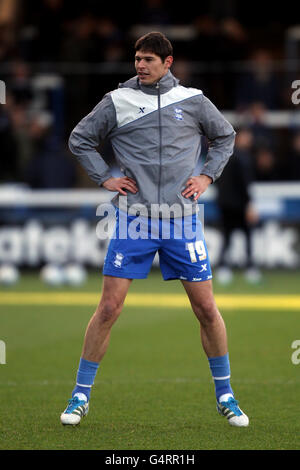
left=60, top=395, right=89, bottom=426
left=217, top=394, right=249, bottom=427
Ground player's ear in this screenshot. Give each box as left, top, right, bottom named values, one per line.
left=164, top=55, right=173, bottom=69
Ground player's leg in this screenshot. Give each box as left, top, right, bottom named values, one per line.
left=60, top=276, right=131, bottom=426
left=181, top=279, right=249, bottom=427
left=81, top=275, right=132, bottom=362
left=181, top=279, right=227, bottom=357
left=60, top=207, right=159, bottom=425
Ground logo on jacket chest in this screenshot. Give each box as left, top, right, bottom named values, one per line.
left=134, top=104, right=184, bottom=121
left=173, top=107, right=183, bottom=121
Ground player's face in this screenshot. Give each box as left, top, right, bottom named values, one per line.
left=135, top=51, right=173, bottom=85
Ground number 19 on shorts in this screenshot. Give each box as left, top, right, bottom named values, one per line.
left=186, top=241, right=207, bottom=263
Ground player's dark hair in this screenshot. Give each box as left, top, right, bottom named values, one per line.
left=135, top=32, right=173, bottom=62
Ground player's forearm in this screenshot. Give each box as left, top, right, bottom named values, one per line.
left=201, top=131, right=236, bottom=182
left=76, top=153, right=112, bottom=186
left=198, top=95, right=236, bottom=182
left=69, top=138, right=112, bottom=187
left=68, top=93, right=116, bottom=186
left=68, top=127, right=112, bottom=186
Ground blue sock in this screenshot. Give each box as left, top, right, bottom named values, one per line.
left=72, top=357, right=100, bottom=402
left=208, top=353, right=234, bottom=402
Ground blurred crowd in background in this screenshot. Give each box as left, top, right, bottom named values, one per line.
left=1, top=0, right=300, bottom=190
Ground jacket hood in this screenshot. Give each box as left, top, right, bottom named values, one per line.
left=118, top=70, right=179, bottom=95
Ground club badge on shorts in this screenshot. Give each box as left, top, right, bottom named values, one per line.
left=113, top=252, right=124, bottom=268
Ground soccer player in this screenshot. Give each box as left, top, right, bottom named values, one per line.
left=60, top=32, right=249, bottom=427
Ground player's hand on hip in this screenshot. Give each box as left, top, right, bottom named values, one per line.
left=181, top=174, right=212, bottom=201
left=102, top=177, right=138, bottom=195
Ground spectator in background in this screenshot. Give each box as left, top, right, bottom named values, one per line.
left=254, top=146, right=279, bottom=181
left=218, top=17, right=249, bottom=61
left=17, top=0, right=72, bottom=61
left=216, top=128, right=261, bottom=284
left=245, top=101, right=279, bottom=152
left=60, top=13, right=98, bottom=63
left=5, top=91, right=33, bottom=180
left=189, top=15, right=222, bottom=105
left=4, top=54, right=67, bottom=182
left=235, top=48, right=281, bottom=110
left=0, top=100, right=19, bottom=182
left=191, top=15, right=219, bottom=62
left=133, top=0, right=172, bottom=26
left=61, top=14, right=127, bottom=131
left=281, top=132, right=300, bottom=180
left=7, top=60, right=33, bottom=106
left=171, top=57, right=203, bottom=89
left=216, top=17, right=249, bottom=108
left=25, top=112, right=76, bottom=189
left=60, top=13, right=98, bottom=133
left=94, top=17, right=125, bottom=62
left=32, top=0, right=67, bottom=61
left=0, top=0, right=18, bottom=61
left=3, top=62, right=34, bottom=180
left=190, top=15, right=249, bottom=108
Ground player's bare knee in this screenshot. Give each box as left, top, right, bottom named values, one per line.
left=193, top=299, right=218, bottom=325
left=97, top=299, right=123, bottom=325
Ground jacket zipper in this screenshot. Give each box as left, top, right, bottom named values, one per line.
left=156, top=82, right=162, bottom=204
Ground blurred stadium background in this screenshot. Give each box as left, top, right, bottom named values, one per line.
left=1, top=0, right=300, bottom=451
left=0, top=0, right=300, bottom=284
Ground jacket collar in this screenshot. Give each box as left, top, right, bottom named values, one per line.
left=119, top=70, right=179, bottom=95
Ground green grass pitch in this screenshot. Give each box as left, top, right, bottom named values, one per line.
left=0, top=269, right=300, bottom=450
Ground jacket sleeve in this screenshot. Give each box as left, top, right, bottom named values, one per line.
left=198, top=94, right=236, bottom=182
left=68, top=93, right=116, bottom=186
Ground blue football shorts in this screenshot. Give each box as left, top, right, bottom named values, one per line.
left=103, top=208, right=212, bottom=282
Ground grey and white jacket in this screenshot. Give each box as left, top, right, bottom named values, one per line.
left=69, top=70, right=235, bottom=216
